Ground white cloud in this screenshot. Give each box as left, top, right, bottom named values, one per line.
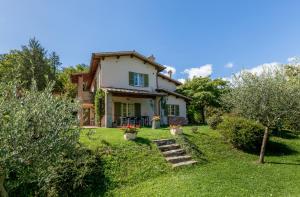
left=222, top=77, right=232, bottom=83
left=225, top=62, right=234, bottom=68
left=178, top=78, right=186, bottom=84
left=224, top=62, right=281, bottom=84
left=162, top=65, right=176, bottom=75
left=183, top=64, right=213, bottom=79
left=287, top=56, right=297, bottom=63
left=244, top=62, right=280, bottom=75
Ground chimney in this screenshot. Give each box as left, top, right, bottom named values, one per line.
left=148, top=54, right=155, bottom=61
left=167, top=70, right=173, bottom=78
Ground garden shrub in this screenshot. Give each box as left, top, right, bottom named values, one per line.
left=218, top=116, right=264, bottom=151
left=42, top=147, right=107, bottom=197
left=207, top=114, right=223, bottom=130
left=0, top=81, right=80, bottom=196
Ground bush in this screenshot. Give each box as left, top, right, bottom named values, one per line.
left=0, top=81, right=80, bottom=196
left=207, top=114, right=223, bottom=130
left=42, top=147, right=107, bottom=197
left=218, top=116, right=264, bottom=151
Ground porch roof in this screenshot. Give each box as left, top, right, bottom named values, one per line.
left=70, top=72, right=91, bottom=83
left=156, top=88, right=192, bottom=101
left=102, top=87, right=166, bottom=97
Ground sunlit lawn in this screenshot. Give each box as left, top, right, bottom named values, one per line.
left=80, top=126, right=300, bottom=197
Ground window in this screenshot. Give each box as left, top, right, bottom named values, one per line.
left=120, top=103, right=137, bottom=117
left=129, top=72, right=149, bottom=87
left=128, top=104, right=135, bottom=116
left=121, top=103, right=127, bottom=117
left=167, top=104, right=180, bottom=116
left=83, top=82, right=88, bottom=91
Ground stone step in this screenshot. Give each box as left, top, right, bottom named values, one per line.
left=166, top=155, right=192, bottom=164
left=172, top=160, right=198, bottom=168
left=158, top=144, right=180, bottom=152
left=162, top=149, right=186, bottom=157
left=153, top=139, right=176, bottom=146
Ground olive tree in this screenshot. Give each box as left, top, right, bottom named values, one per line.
left=224, top=66, right=300, bottom=163
left=0, top=81, right=80, bottom=196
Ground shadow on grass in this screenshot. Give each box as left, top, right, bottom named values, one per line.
left=134, top=137, right=152, bottom=148
left=271, top=129, right=299, bottom=139
left=241, top=140, right=298, bottom=156
left=266, top=161, right=300, bottom=166
left=265, top=140, right=298, bottom=156
left=176, top=134, right=208, bottom=164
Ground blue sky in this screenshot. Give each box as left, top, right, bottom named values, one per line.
left=1, top=0, right=300, bottom=81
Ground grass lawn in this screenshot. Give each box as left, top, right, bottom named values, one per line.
left=80, top=126, right=300, bottom=197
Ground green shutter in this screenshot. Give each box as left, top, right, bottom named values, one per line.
left=134, top=103, right=141, bottom=117
left=175, top=105, right=180, bottom=116
left=129, top=72, right=134, bottom=86
left=164, top=104, right=169, bottom=116
left=114, top=102, right=122, bottom=125
left=114, top=102, right=121, bottom=117
left=144, top=74, right=149, bottom=87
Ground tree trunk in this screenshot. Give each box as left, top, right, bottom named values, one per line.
left=201, top=106, right=206, bottom=124
left=0, top=168, right=8, bottom=197
left=258, top=126, right=269, bottom=164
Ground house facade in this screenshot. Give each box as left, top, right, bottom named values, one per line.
left=71, top=51, right=190, bottom=127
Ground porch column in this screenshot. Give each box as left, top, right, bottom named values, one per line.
left=154, top=96, right=160, bottom=115
left=79, top=107, right=83, bottom=126
left=78, top=75, right=84, bottom=126
left=104, top=91, right=113, bottom=128
left=78, top=76, right=83, bottom=100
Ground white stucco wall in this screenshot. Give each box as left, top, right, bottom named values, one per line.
left=165, top=95, right=187, bottom=118
left=111, top=96, right=155, bottom=122
left=157, top=76, right=177, bottom=91
left=100, top=56, right=157, bottom=91
left=90, top=65, right=101, bottom=93
left=96, top=64, right=101, bottom=89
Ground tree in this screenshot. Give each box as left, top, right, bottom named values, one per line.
left=177, top=77, right=228, bottom=124
left=55, top=64, right=88, bottom=97
left=223, top=66, right=300, bottom=163
left=285, top=64, right=300, bottom=78
left=0, top=38, right=61, bottom=90
left=0, top=81, right=80, bottom=196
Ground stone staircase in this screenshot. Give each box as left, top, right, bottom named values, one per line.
left=153, top=139, right=197, bottom=168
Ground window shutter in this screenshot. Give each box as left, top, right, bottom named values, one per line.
left=144, top=74, right=149, bottom=87
left=164, top=104, right=169, bottom=116
left=134, top=103, right=141, bottom=117
left=114, top=102, right=121, bottom=118
left=129, top=72, right=134, bottom=86
left=175, top=105, right=180, bottom=116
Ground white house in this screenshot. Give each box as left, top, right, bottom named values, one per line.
left=71, top=51, right=190, bottom=127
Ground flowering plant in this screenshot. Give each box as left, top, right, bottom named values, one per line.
left=169, top=124, right=182, bottom=129
left=121, top=124, right=140, bottom=134
left=169, top=118, right=182, bottom=129
left=152, top=115, right=160, bottom=121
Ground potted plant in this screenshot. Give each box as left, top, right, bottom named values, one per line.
left=121, top=125, right=139, bottom=140
left=170, top=124, right=183, bottom=135
left=152, top=115, right=160, bottom=129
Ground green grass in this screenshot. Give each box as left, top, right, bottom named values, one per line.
left=80, top=126, right=300, bottom=197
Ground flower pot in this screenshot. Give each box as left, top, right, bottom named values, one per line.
left=152, top=120, right=160, bottom=129
left=170, top=128, right=183, bottom=135
left=124, top=132, right=137, bottom=140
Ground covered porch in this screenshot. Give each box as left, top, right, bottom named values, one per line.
left=102, top=87, right=166, bottom=128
